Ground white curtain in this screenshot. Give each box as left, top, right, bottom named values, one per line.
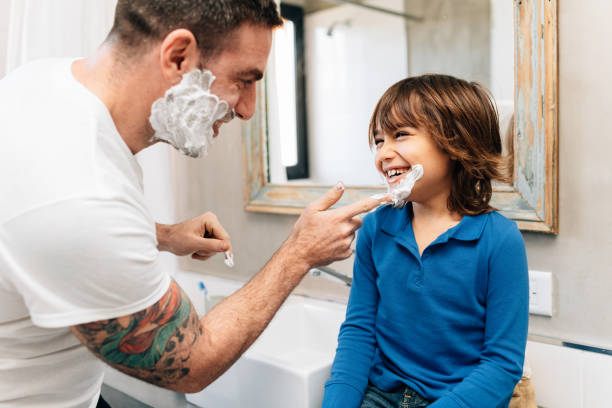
left=5, top=0, right=117, bottom=73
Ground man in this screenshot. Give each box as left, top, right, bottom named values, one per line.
left=0, top=1, right=387, bottom=406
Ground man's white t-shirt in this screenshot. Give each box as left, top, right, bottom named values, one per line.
left=0, top=59, right=172, bottom=407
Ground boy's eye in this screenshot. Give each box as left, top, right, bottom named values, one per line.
left=373, top=139, right=383, bottom=146
left=395, top=131, right=410, bottom=138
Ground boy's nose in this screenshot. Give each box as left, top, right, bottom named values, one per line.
left=378, top=142, right=396, bottom=160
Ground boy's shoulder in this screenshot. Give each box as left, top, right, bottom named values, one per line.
left=480, top=210, right=523, bottom=242
left=483, top=210, right=518, bottom=228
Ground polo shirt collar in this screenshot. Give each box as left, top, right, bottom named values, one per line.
left=380, top=204, right=412, bottom=237
left=380, top=203, right=487, bottom=244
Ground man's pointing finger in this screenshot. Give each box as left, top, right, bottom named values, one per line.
left=333, top=193, right=392, bottom=219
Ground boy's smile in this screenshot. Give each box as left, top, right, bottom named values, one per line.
left=384, top=166, right=413, bottom=184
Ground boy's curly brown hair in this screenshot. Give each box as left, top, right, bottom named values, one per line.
left=369, top=74, right=511, bottom=215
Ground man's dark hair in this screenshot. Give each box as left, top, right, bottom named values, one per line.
left=108, top=0, right=283, bottom=58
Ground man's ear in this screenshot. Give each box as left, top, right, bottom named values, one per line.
left=159, top=29, right=200, bottom=84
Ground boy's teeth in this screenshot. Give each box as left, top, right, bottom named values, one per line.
left=387, top=168, right=411, bottom=177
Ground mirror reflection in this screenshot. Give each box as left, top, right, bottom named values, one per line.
left=266, top=0, right=514, bottom=187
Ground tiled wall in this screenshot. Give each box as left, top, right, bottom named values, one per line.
left=526, top=341, right=612, bottom=408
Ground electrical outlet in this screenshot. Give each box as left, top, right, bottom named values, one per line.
left=529, top=270, right=553, bottom=316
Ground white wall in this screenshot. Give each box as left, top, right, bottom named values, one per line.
left=135, top=144, right=179, bottom=275
left=489, top=0, right=514, bottom=104
left=525, top=340, right=612, bottom=408
left=0, top=0, right=10, bottom=78
left=489, top=0, right=515, bottom=154
left=4, top=0, right=117, bottom=73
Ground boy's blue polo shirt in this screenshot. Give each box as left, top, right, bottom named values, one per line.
left=323, top=204, right=529, bottom=408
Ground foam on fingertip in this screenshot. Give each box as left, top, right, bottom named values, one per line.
left=224, top=251, right=234, bottom=268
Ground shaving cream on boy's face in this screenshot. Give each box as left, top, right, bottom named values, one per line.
left=387, top=164, right=424, bottom=208
left=149, top=69, right=235, bottom=158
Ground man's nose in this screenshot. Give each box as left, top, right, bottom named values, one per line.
left=234, top=86, right=256, bottom=120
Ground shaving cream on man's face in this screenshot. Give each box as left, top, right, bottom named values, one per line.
left=149, top=69, right=234, bottom=158
left=387, top=164, right=424, bottom=208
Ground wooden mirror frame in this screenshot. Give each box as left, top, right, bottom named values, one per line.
left=242, top=0, right=558, bottom=233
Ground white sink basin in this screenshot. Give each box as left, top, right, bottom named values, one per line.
left=186, top=296, right=347, bottom=408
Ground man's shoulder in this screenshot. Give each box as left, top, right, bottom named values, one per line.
left=0, top=57, right=143, bottom=224
left=0, top=58, right=72, bottom=91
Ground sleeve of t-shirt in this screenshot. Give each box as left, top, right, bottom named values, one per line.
left=322, top=212, right=380, bottom=408
left=1, top=196, right=171, bottom=328
left=429, top=221, right=529, bottom=408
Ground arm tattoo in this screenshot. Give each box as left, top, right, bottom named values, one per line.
left=72, top=280, right=203, bottom=387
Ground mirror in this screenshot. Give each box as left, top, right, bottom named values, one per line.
left=243, top=0, right=558, bottom=233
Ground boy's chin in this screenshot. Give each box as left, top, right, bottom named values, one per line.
left=386, top=186, right=408, bottom=208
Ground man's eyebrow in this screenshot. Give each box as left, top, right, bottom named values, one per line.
left=236, top=69, right=264, bottom=81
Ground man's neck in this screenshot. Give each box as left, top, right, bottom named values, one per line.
left=71, top=44, right=163, bottom=154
